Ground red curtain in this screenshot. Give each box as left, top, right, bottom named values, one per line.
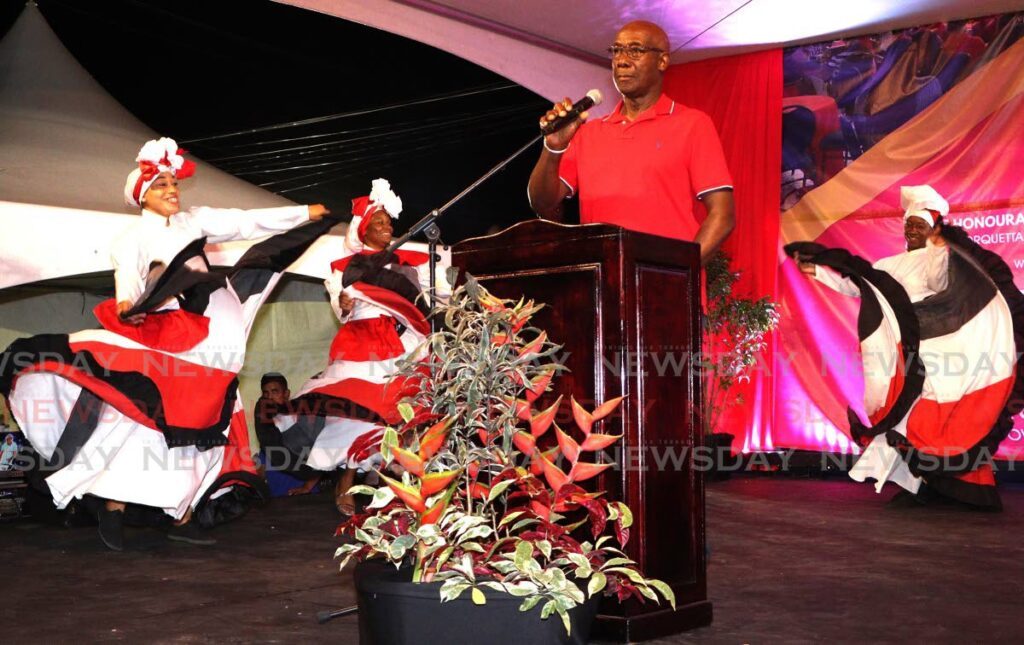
left=664, top=50, right=783, bottom=450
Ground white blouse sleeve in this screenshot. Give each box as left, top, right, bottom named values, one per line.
left=324, top=269, right=351, bottom=324
left=110, top=228, right=143, bottom=305
left=416, top=259, right=452, bottom=303
left=187, top=205, right=310, bottom=243
left=923, top=239, right=950, bottom=293
left=812, top=264, right=861, bottom=298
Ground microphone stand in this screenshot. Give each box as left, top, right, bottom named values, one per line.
left=315, top=132, right=545, bottom=626
left=383, top=133, right=544, bottom=332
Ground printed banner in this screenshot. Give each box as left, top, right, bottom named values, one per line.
left=779, top=14, right=1024, bottom=458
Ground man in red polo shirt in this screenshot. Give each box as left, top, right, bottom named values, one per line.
left=528, top=20, right=735, bottom=265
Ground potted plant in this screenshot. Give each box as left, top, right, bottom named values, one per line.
left=702, top=252, right=780, bottom=476
left=336, top=277, right=675, bottom=644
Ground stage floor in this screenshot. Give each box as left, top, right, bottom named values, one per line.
left=3, top=476, right=1022, bottom=643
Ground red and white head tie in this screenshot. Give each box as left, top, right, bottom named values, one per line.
left=345, top=178, right=402, bottom=252
left=124, top=137, right=197, bottom=209
left=900, top=184, right=949, bottom=227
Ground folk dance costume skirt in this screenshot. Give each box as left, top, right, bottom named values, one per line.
left=787, top=225, right=1024, bottom=509
left=277, top=314, right=424, bottom=472
left=3, top=287, right=245, bottom=520
left=0, top=218, right=340, bottom=520
left=277, top=252, right=434, bottom=473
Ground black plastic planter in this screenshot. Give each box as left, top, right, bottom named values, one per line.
left=354, top=560, right=600, bottom=644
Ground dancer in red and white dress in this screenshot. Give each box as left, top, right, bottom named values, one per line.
left=791, top=185, right=1023, bottom=510
left=275, top=178, right=449, bottom=515
left=0, top=138, right=334, bottom=549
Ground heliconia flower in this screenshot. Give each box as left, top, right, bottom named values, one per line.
left=491, top=332, right=512, bottom=346
left=525, top=369, right=554, bottom=403
left=592, top=396, right=624, bottom=421
left=528, top=446, right=558, bottom=476
left=420, top=470, right=461, bottom=496
left=512, top=300, right=543, bottom=330
left=391, top=445, right=425, bottom=477
left=477, top=428, right=490, bottom=444
left=512, top=430, right=537, bottom=456
left=418, top=416, right=454, bottom=461
left=478, top=291, right=506, bottom=312
left=419, top=499, right=446, bottom=525
left=420, top=485, right=456, bottom=525
left=554, top=424, right=580, bottom=463
left=470, top=482, right=491, bottom=499
left=571, top=395, right=624, bottom=436
left=467, top=461, right=481, bottom=478
left=529, top=453, right=544, bottom=476
left=570, top=396, right=593, bottom=435
left=580, top=432, right=623, bottom=452
left=530, top=395, right=562, bottom=438
left=379, top=472, right=426, bottom=513
left=568, top=461, right=612, bottom=483
left=539, top=451, right=569, bottom=492
left=510, top=315, right=529, bottom=334
left=517, top=331, right=547, bottom=358
left=402, top=408, right=439, bottom=432
left=499, top=396, right=532, bottom=422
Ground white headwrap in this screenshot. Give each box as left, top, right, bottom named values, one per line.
left=123, top=137, right=195, bottom=208
left=900, top=185, right=949, bottom=227
left=345, top=178, right=403, bottom=252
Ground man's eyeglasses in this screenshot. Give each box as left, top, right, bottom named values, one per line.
left=607, top=45, right=664, bottom=60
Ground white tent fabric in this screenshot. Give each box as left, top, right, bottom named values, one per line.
left=278, top=0, right=615, bottom=113
left=0, top=5, right=455, bottom=445
left=0, top=3, right=293, bottom=213
left=281, top=0, right=1024, bottom=80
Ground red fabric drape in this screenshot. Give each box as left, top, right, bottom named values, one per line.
left=664, top=50, right=783, bottom=450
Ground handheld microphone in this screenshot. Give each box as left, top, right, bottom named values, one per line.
left=540, top=89, right=603, bottom=135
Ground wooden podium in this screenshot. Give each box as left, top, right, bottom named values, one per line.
left=452, top=220, right=711, bottom=641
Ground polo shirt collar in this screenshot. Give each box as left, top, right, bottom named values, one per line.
left=605, top=93, right=676, bottom=124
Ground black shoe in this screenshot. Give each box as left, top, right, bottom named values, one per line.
left=98, top=508, right=125, bottom=551
left=167, top=521, right=217, bottom=545
left=886, top=487, right=928, bottom=509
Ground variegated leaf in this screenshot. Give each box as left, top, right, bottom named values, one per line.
left=519, top=596, right=542, bottom=613
left=647, top=578, right=678, bottom=610
left=484, top=479, right=516, bottom=505
left=439, top=579, right=470, bottom=603
left=537, top=539, right=552, bottom=560
left=367, top=486, right=397, bottom=509
left=514, top=540, right=533, bottom=570
left=458, top=525, right=494, bottom=544
left=471, top=587, right=487, bottom=606
left=556, top=607, right=571, bottom=635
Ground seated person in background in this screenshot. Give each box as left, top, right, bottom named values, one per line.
left=253, top=373, right=321, bottom=496
left=0, top=433, right=18, bottom=471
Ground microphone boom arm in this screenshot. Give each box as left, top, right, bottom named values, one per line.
left=383, top=132, right=544, bottom=329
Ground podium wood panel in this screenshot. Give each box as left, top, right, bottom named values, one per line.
left=452, top=220, right=710, bottom=641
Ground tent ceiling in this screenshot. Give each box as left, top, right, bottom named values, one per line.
left=281, top=0, right=1023, bottom=101
left=0, top=4, right=293, bottom=214
left=392, top=0, right=1024, bottom=62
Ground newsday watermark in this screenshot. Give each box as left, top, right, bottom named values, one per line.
left=1, top=346, right=1020, bottom=381
left=7, top=440, right=1021, bottom=476
left=2, top=343, right=1021, bottom=472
